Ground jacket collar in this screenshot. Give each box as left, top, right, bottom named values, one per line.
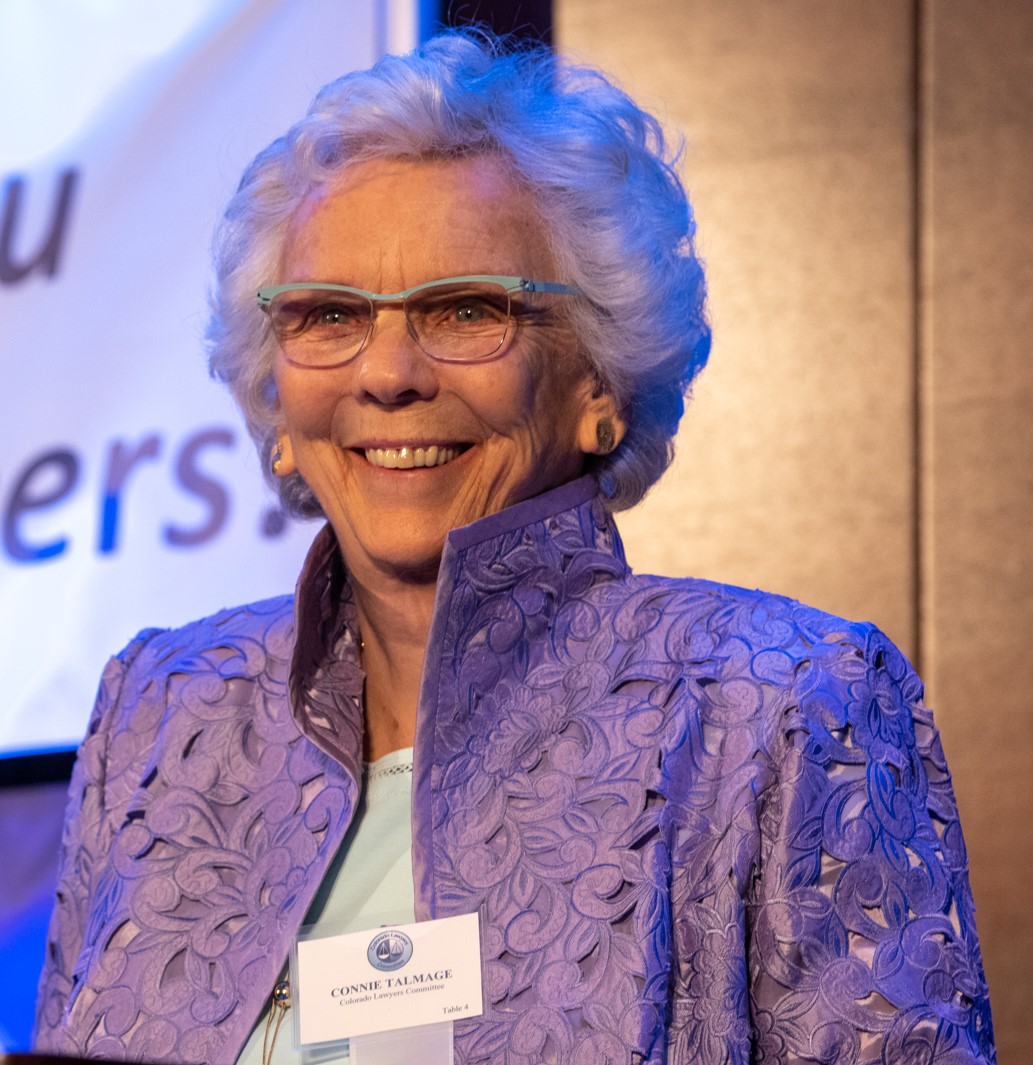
left=287, top=476, right=627, bottom=777
left=412, top=476, right=630, bottom=916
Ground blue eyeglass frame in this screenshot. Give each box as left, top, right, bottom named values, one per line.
left=255, top=274, right=579, bottom=307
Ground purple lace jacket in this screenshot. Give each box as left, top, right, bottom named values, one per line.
left=35, top=477, right=994, bottom=1063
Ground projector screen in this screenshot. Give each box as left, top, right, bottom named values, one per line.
left=0, top=0, right=421, bottom=756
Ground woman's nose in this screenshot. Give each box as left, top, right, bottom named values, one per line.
left=353, top=307, right=439, bottom=404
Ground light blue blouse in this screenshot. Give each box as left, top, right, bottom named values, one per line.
left=238, top=748, right=415, bottom=1065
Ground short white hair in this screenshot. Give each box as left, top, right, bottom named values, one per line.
left=207, top=30, right=710, bottom=515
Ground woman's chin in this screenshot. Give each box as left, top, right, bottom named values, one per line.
left=329, top=510, right=452, bottom=586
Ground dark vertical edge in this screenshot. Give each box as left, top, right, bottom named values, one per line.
left=428, top=0, right=553, bottom=45
left=419, top=0, right=444, bottom=42
left=910, top=0, right=927, bottom=675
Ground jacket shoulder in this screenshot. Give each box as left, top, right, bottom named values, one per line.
left=88, top=594, right=296, bottom=751
left=608, top=573, right=923, bottom=755
left=118, top=593, right=296, bottom=673
left=620, top=571, right=883, bottom=653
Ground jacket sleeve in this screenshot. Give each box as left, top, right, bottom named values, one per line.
left=748, top=623, right=995, bottom=1063
left=33, top=631, right=160, bottom=1052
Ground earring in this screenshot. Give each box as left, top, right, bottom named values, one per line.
left=271, top=441, right=284, bottom=475
left=595, top=418, right=617, bottom=454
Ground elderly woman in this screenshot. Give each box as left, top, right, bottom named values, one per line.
left=35, top=31, right=993, bottom=1065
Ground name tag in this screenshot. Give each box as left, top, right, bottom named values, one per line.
left=292, top=912, right=484, bottom=1047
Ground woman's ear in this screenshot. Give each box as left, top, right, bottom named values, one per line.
left=576, top=389, right=627, bottom=456
left=270, top=432, right=297, bottom=477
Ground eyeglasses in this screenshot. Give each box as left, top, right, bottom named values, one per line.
left=256, top=275, right=580, bottom=368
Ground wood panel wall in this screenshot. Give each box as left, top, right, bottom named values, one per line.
left=924, top=3, right=1033, bottom=1057
left=555, top=1, right=1031, bottom=1058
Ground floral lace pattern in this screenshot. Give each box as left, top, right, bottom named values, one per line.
left=35, top=478, right=994, bottom=1063
left=34, top=597, right=361, bottom=1063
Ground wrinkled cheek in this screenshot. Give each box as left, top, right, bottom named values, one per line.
left=470, top=433, right=572, bottom=517
left=290, top=441, right=353, bottom=504
left=275, top=362, right=350, bottom=433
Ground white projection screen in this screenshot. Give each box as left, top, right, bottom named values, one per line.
left=0, top=0, right=422, bottom=756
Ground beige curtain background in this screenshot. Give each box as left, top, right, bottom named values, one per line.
left=557, top=1, right=1031, bottom=1059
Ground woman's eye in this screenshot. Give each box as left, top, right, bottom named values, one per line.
left=432, top=293, right=507, bottom=328
left=452, top=300, right=489, bottom=323
left=306, top=302, right=364, bottom=331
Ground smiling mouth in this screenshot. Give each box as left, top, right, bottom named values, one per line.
left=363, top=445, right=467, bottom=469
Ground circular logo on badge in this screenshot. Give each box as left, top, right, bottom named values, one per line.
left=367, top=929, right=414, bottom=972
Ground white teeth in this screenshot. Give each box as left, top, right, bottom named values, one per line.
left=364, top=445, right=461, bottom=469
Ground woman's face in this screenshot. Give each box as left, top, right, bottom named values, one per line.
left=272, top=156, right=618, bottom=583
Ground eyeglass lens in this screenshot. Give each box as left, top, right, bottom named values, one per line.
left=267, top=281, right=513, bottom=366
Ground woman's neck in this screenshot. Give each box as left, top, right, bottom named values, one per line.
left=348, top=568, right=437, bottom=762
